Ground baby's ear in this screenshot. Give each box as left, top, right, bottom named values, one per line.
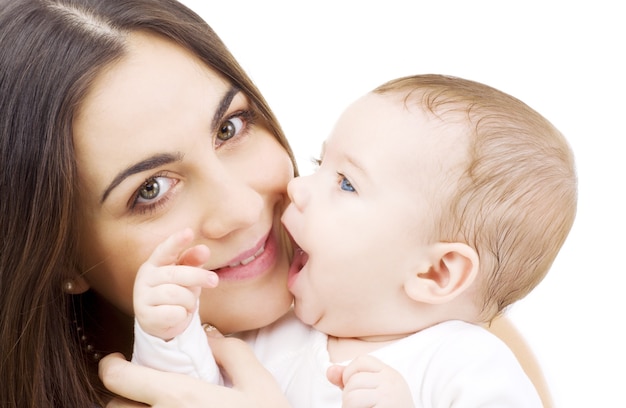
left=403, top=243, right=478, bottom=304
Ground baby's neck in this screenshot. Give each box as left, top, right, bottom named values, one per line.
left=326, top=333, right=410, bottom=363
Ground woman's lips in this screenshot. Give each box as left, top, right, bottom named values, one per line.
left=228, top=243, right=265, bottom=267
left=214, top=232, right=278, bottom=281
left=287, top=246, right=308, bottom=289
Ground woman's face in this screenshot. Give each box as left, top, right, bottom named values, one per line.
left=73, top=32, right=294, bottom=334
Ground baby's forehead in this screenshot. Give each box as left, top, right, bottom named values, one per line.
left=332, top=91, right=471, bottom=191
left=356, top=91, right=470, bottom=158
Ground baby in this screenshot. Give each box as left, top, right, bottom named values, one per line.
left=132, top=74, right=576, bottom=407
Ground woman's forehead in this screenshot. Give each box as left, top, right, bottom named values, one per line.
left=72, top=32, right=232, bottom=194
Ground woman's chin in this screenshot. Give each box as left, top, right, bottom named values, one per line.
left=208, top=293, right=293, bottom=334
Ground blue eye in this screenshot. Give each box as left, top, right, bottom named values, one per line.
left=338, top=174, right=355, bottom=192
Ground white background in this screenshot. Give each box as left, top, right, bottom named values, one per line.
left=182, top=1, right=625, bottom=406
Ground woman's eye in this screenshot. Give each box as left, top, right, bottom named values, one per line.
left=214, top=110, right=257, bottom=148
left=217, top=116, right=244, bottom=143
left=133, top=176, right=177, bottom=207
left=217, top=117, right=243, bottom=141
left=338, top=174, right=356, bottom=192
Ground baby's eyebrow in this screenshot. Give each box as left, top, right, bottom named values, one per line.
left=100, top=152, right=183, bottom=204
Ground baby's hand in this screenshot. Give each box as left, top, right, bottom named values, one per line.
left=133, top=228, right=218, bottom=341
left=327, top=355, right=415, bottom=408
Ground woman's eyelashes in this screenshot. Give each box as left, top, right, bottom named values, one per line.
left=215, top=109, right=257, bottom=148
left=130, top=173, right=179, bottom=215
left=125, top=109, right=257, bottom=215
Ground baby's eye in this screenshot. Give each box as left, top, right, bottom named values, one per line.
left=217, top=116, right=244, bottom=142
left=338, top=173, right=356, bottom=192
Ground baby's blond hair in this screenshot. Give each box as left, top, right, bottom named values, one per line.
left=374, top=74, right=577, bottom=321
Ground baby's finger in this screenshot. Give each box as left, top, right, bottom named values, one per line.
left=142, top=264, right=218, bottom=289
left=138, top=303, right=191, bottom=334
left=178, top=244, right=211, bottom=267
left=327, top=365, right=346, bottom=389
left=141, top=282, right=200, bottom=310
left=342, top=354, right=385, bottom=383
left=340, top=355, right=386, bottom=394
left=342, top=387, right=379, bottom=408
left=146, top=228, right=196, bottom=268
left=340, top=355, right=414, bottom=408
left=342, top=371, right=379, bottom=394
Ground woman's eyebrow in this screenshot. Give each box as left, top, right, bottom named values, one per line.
left=100, top=152, right=183, bottom=204
left=210, top=86, right=240, bottom=132
left=100, top=86, right=239, bottom=204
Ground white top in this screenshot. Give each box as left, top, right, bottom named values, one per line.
left=132, top=310, right=221, bottom=384
left=133, top=310, right=542, bottom=407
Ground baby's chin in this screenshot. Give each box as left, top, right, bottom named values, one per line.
left=292, top=301, right=324, bottom=329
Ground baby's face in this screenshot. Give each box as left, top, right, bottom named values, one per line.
left=282, top=92, right=467, bottom=338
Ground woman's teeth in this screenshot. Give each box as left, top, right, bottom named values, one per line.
left=229, top=244, right=265, bottom=267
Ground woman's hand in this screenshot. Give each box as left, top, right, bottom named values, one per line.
left=100, top=335, right=291, bottom=408
left=101, top=356, right=205, bottom=408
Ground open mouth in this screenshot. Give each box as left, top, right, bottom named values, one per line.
left=288, top=244, right=308, bottom=288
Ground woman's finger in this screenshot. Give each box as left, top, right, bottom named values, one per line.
left=207, top=336, right=291, bottom=408
left=99, top=353, right=165, bottom=406
left=100, top=353, right=208, bottom=406
left=105, top=396, right=147, bottom=408
left=100, top=352, right=265, bottom=407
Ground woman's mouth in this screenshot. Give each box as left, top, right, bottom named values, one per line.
left=214, top=232, right=278, bottom=281
left=228, top=244, right=265, bottom=267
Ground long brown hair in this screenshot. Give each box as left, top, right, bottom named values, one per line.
left=0, top=0, right=295, bottom=406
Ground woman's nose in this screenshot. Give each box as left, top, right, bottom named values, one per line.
left=199, top=172, right=263, bottom=239
left=287, top=175, right=311, bottom=212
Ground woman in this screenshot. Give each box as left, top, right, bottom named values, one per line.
left=0, top=0, right=551, bottom=407
left=1, top=0, right=294, bottom=405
